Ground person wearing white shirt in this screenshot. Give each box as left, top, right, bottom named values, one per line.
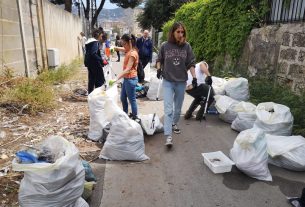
left=184, top=61, right=214, bottom=120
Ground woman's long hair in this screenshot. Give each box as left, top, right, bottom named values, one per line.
left=168, top=22, right=187, bottom=45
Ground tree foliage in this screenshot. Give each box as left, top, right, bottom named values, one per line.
left=162, top=0, right=269, bottom=65
left=137, top=0, right=192, bottom=30
left=110, top=0, right=142, bottom=9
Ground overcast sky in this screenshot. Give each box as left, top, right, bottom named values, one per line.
left=102, top=0, right=118, bottom=9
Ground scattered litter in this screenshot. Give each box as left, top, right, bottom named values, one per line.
left=0, top=131, right=6, bottom=139
left=82, top=160, right=97, bottom=182
left=0, top=154, right=9, bottom=160
left=0, top=166, right=9, bottom=177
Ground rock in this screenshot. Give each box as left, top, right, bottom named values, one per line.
left=0, top=131, right=6, bottom=139
left=0, top=154, right=8, bottom=160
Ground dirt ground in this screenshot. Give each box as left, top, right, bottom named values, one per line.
left=0, top=68, right=101, bottom=207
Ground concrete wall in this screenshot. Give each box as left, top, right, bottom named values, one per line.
left=0, top=0, right=82, bottom=77
left=238, top=23, right=305, bottom=94
left=42, top=0, right=82, bottom=65
left=0, top=0, right=25, bottom=75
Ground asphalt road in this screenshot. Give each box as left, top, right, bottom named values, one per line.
left=89, top=60, right=305, bottom=207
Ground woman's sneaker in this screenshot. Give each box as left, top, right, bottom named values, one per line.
left=172, top=124, right=181, bottom=134
left=165, top=136, right=173, bottom=147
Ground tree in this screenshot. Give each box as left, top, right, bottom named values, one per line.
left=49, top=0, right=72, bottom=12
left=137, top=0, right=191, bottom=31
left=110, top=0, right=142, bottom=9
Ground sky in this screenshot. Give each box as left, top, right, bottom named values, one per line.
left=101, top=0, right=118, bottom=9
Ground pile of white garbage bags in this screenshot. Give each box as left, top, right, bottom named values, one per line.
left=99, top=98, right=150, bottom=161
left=147, top=76, right=163, bottom=101
left=231, top=102, right=257, bottom=132
left=224, top=77, right=249, bottom=101
left=253, top=102, right=293, bottom=136
left=230, top=128, right=272, bottom=181
left=215, top=95, right=239, bottom=123
left=12, top=136, right=88, bottom=207
left=138, top=113, right=164, bottom=135
left=87, top=85, right=118, bottom=141
left=267, top=134, right=305, bottom=171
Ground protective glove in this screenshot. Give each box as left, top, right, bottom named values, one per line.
left=157, top=69, right=162, bottom=79
left=192, top=78, right=198, bottom=88
left=205, top=76, right=212, bottom=86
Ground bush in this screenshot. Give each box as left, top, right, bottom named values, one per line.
left=249, top=78, right=305, bottom=137
left=162, top=0, right=269, bottom=67
left=37, top=59, right=82, bottom=84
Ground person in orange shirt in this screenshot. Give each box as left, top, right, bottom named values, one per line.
left=114, top=34, right=139, bottom=120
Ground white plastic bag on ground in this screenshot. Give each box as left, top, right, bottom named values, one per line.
left=147, top=77, right=163, bottom=100
left=215, top=95, right=239, bottom=123
left=224, top=77, right=249, bottom=101
left=138, top=113, right=164, bottom=135
left=12, top=136, right=87, bottom=207
left=231, top=102, right=257, bottom=132
left=212, top=76, right=227, bottom=95
left=230, top=128, right=272, bottom=181
left=253, top=102, right=293, bottom=136
left=266, top=134, right=305, bottom=171
left=88, top=85, right=118, bottom=141
left=100, top=101, right=149, bottom=161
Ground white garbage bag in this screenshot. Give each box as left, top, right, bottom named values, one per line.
left=211, top=76, right=227, bottom=95
left=12, top=136, right=87, bottom=207
left=224, top=77, right=249, bottom=101
left=231, top=102, right=257, bottom=132
left=215, top=95, right=239, bottom=123
left=87, top=85, right=118, bottom=141
left=266, top=134, right=305, bottom=171
left=253, top=102, right=293, bottom=136
left=138, top=113, right=164, bottom=135
left=147, top=77, right=163, bottom=100
left=100, top=103, right=149, bottom=161
left=230, top=128, right=272, bottom=181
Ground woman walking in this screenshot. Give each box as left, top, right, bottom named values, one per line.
left=156, top=22, right=197, bottom=147
left=114, top=34, right=139, bottom=120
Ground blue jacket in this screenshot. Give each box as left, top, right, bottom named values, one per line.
left=84, top=38, right=105, bottom=72
left=136, top=37, right=153, bottom=61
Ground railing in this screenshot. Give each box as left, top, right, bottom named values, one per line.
left=265, top=0, right=305, bottom=24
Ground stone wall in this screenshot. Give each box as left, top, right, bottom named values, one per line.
left=238, top=23, right=305, bottom=94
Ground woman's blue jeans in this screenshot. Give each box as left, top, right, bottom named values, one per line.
left=163, top=79, right=186, bottom=136
left=121, top=77, right=138, bottom=116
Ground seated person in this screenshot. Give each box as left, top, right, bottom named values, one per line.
left=185, top=61, right=214, bottom=120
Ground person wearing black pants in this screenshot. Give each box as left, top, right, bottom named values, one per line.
left=84, top=29, right=105, bottom=94
left=184, top=61, right=214, bottom=120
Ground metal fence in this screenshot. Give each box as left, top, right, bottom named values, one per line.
left=265, top=0, right=305, bottom=24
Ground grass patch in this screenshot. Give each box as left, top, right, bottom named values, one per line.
left=249, top=77, right=305, bottom=136
left=0, top=58, right=82, bottom=114
left=1, top=79, right=55, bottom=114
left=37, top=58, right=82, bottom=84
